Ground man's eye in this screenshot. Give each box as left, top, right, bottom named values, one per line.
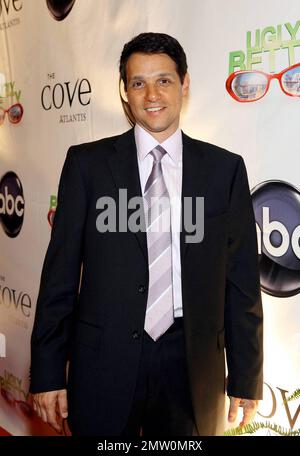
left=159, top=79, right=171, bottom=85
left=132, top=81, right=144, bottom=88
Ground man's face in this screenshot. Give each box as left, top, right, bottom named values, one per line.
left=125, top=52, right=189, bottom=142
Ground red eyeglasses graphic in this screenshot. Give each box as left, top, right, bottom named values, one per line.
left=0, top=103, right=24, bottom=125
left=47, top=208, right=56, bottom=227
left=226, top=63, right=300, bottom=102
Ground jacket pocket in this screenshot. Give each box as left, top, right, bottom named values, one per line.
left=76, top=320, right=102, bottom=349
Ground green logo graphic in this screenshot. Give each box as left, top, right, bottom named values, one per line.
left=229, top=20, right=300, bottom=74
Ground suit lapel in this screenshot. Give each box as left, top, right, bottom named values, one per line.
left=181, top=133, right=211, bottom=259
left=107, top=129, right=148, bottom=263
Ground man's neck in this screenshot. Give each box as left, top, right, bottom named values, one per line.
left=135, top=123, right=179, bottom=144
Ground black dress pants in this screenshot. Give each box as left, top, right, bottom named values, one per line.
left=121, top=318, right=196, bottom=436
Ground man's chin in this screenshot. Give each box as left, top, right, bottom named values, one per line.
left=142, top=122, right=170, bottom=134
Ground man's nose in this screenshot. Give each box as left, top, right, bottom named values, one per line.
left=145, top=84, right=160, bottom=102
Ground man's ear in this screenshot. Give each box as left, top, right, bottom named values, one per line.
left=123, top=90, right=128, bottom=103
left=119, top=79, right=128, bottom=102
left=119, top=79, right=135, bottom=127
left=182, top=73, right=190, bottom=96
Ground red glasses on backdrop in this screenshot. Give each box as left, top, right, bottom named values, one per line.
left=0, top=103, right=23, bottom=125
left=226, top=62, right=300, bottom=102
left=47, top=208, right=56, bottom=227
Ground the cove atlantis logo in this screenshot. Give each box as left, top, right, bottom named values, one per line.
left=41, top=73, right=91, bottom=124
left=0, top=0, right=22, bottom=31
left=227, top=19, right=300, bottom=102
left=0, top=283, right=32, bottom=318
left=226, top=382, right=300, bottom=435
left=257, top=382, right=300, bottom=435
left=252, top=181, right=300, bottom=297
left=46, top=0, right=76, bottom=21
left=0, top=274, right=32, bottom=330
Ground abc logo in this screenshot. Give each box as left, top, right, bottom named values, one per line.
left=0, top=172, right=25, bottom=238
left=252, top=181, right=300, bottom=297
left=46, top=0, right=76, bottom=21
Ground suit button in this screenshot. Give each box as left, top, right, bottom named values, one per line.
left=132, top=331, right=140, bottom=340
left=138, top=285, right=146, bottom=293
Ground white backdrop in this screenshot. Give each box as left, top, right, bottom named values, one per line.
left=0, top=0, right=299, bottom=436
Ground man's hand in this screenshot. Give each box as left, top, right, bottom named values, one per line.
left=32, top=389, right=68, bottom=434
left=228, top=396, right=258, bottom=427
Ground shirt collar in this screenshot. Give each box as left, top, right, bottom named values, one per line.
left=134, top=124, right=182, bottom=164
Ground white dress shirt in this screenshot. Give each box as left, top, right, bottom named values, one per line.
left=134, top=124, right=183, bottom=317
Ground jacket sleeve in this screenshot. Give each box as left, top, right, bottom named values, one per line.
left=225, top=156, right=263, bottom=399
left=30, top=147, right=87, bottom=393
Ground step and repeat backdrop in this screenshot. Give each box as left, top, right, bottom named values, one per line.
left=0, top=0, right=299, bottom=436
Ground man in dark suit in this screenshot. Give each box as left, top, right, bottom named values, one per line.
left=30, top=32, right=263, bottom=436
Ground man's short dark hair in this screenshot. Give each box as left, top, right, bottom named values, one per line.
left=119, top=32, right=188, bottom=90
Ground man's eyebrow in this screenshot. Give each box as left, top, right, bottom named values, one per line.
left=129, top=72, right=175, bottom=81
left=156, top=73, right=175, bottom=78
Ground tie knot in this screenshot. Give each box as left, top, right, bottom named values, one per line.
left=150, top=145, right=167, bottom=162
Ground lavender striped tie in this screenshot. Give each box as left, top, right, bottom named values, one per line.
left=143, top=145, right=174, bottom=341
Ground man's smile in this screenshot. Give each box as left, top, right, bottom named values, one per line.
left=144, top=106, right=166, bottom=117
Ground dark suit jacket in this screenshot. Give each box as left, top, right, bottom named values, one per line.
left=30, top=128, right=263, bottom=436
